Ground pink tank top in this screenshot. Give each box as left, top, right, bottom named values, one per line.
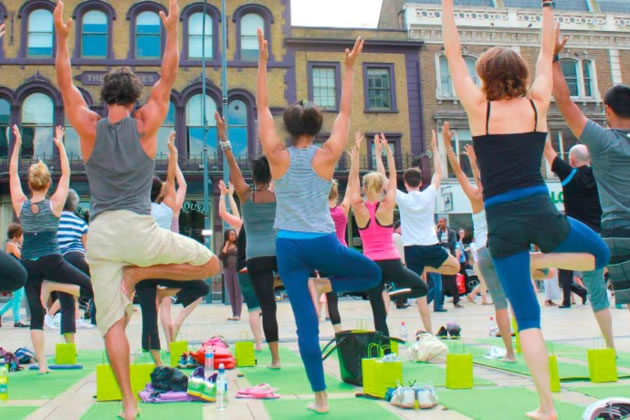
left=358, top=201, right=400, bottom=261
left=330, top=206, right=348, bottom=246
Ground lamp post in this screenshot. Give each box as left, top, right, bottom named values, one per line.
left=201, top=0, right=211, bottom=252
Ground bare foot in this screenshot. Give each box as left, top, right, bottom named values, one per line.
left=121, top=267, right=137, bottom=301
left=467, top=294, right=475, bottom=304
left=268, top=361, right=281, bottom=370
left=118, top=408, right=140, bottom=420
left=308, top=391, right=329, bottom=414
left=255, top=342, right=264, bottom=351
left=502, top=354, right=517, bottom=363
left=526, top=408, right=557, bottom=420
left=38, top=366, right=50, bottom=375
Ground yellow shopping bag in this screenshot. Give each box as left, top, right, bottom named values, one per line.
left=96, top=361, right=154, bottom=402
left=55, top=343, right=77, bottom=365
left=235, top=341, right=256, bottom=367
left=588, top=348, right=617, bottom=383
left=548, top=355, right=561, bottom=392
left=445, top=353, right=473, bottom=389
left=362, top=344, right=403, bottom=398
left=169, top=341, right=188, bottom=367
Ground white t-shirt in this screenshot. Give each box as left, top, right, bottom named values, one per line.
left=393, top=232, right=405, bottom=264
left=396, top=186, right=439, bottom=246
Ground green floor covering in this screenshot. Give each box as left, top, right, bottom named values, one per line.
left=242, top=364, right=356, bottom=394
left=403, top=361, right=495, bottom=387
left=0, top=406, right=38, bottom=420
left=46, top=349, right=105, bottom=371
left=439, top=387, right=586, bottom=420
left=254, top=346, right=304, bottom=366
left=80, top=401, right=203, bottom=420
left=570, top=384, right=630, bottom=399
left=8, top=368, right=92, bottom=400
left=263, top=397, right=399, bottom=420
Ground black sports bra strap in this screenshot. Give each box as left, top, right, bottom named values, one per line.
left=486, top=102, right=492, bottom=135
left=529, top=99, right=538, bottom=131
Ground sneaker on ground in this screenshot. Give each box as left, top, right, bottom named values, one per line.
left=401, top=387, right=416, bottom=409
left=417, top=385, right=439, bottom=409
left=177, top=354, right=188, bottom=369
left=44, top=314, right=56, bottom=329
left=200, top=380, right=216, bottom=402
left=187, top=376, right=205, bottom=398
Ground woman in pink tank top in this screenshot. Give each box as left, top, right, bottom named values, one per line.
left=350, top=134, right=432, bottom=338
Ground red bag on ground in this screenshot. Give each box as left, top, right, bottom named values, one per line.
left=190, top=337, right=235, bottom=369
left=456, top=274, right=466, bottom=295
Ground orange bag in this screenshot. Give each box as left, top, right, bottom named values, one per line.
left=456, top=274, right=466, bottom=295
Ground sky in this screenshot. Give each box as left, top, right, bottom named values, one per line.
left=291, top=0, right=384, bottom=28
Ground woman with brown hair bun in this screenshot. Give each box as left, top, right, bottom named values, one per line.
left=443, top=1, right=609, bottom=419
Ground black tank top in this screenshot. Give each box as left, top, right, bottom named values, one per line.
left=472, top=99, right=548, bottom=201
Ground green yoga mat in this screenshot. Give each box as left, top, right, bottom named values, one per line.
left=571, top=384, right=630, bottom=399
left=46, top=349, right=106, bottom=371
left=242, top=364, right=356, bottom=394
left=80, top=401, right=203, bottom=420
left=8, top=368, right=91, bottom=400
left=439, top=387, right=586, bottom=420
left=255, top=346, right=304, bottom=366
left=263, top=397, right=399, bottom=420
left=403, top=361, right=495, bottom=387
left=0, top=406, right=38, bottom=420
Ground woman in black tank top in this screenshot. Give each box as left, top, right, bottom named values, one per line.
left=442, top=1, right=609, bottom=419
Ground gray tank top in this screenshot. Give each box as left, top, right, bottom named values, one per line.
left=274, top=146, right=335, bottom=233
left=21, top=199, right=61, bottom=260
left=85, top=117, right=155, bottom=221
left=241, top=194, right=277, bottom=260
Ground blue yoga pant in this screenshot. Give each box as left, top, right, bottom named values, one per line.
left=276, top=233, right=381, bottom=392
left=492, top=217, right=610, bottom=331
left=0, top=287, right=25, bottom=323
left=581, top=268, right=609, bottom=312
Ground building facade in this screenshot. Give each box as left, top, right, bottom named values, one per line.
left=380, top=0, right=630, bottom=237
left=0, top=0, right=424, bottom=254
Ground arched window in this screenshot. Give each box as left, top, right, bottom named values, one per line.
left=186, top=94, right=217, bottom=159
left=228, top=100, right=248, bottom=157
left=0, top=98, right=10, bottom=158
left=136, top=11, right=161, bottom=59
left=582, top=59, right=593, bottom=98
left=27, top=9, right=53, bottom=57
left=560, top=59, right=579, bottom=97
left=81, top=10, right=108, bottom=58
left=157, top=101, right=176, bottom=158
left=21, top=93, right=54, bottom=159
left=240, top=13, right=264, bottom=61
left=188, top=12, right=213, bottom=59
left=437, top=54, right=478, bottom=98
left=64, top=115, right=82, bottom=160
left=559, top=58, right=595, bottom=99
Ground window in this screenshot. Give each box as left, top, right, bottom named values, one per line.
left=240, top=13, right=264, bottom=61
left=560, top=58, right=596, bottom=99
left=438, top=55, right=478, bottom=98
left=81, top=10, right=108, bottom=58
left=64, top=116, right=82, bottom=160
left=365, top=65, right=396, bottom=112
left=227, top=100, right=249, bottom=158
left=447, top=129, right=474, bottom=178
left=0, top=99, right=10, bottom=158
left=311, top=66, right=337, bottom=110
left=549, top=129, right=578, bottom=175
left=186, top=94, right=217, bottom=159
left=136, top=11, right=161, bottom=59
left=27, top=9, right=53, bottom=57
left=21, top=93, right=54, bottom=159
left=157, top=101, right=176, bottom=158
left=188, top=13, right=213, bottom=59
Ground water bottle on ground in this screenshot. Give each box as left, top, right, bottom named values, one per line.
left=204, top=348, right=214, bottom=378
left=400, top=321, right=408, bottom=344
left=488, top=316, right=498, bottom=337
left=216, top=363, right=227, bottom=411
left=0, top=364, right=8, bottom=405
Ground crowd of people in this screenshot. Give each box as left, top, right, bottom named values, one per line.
left=1, top=0, right=629, bottom=419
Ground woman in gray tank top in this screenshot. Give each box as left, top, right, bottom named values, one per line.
left=215, top=112, right=282, bottom=369
left=9, top=125, right=93, bottom=374
left=255, top=30, right=380, bottom=413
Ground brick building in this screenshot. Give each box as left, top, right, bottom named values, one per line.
left=0, top=0, right=423, bottom=253
left=379, top=0, right=630, bottom=234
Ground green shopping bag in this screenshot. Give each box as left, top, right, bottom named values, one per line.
left=588, top=348, right=617, bottom=383
left=235, top=341, right=256, bottom=367
left=96, top=355, right=154, bottom=402
left=362, top=344, right=403, bottom=398
left=55, top=343, right=77, bottom=365
left=445, top=343, right=473, bottom=390
left=169, top=341, right=188, bottom=367
left=548, top=355, right=561, bottom=392
left=512, top=317, right=521, bottom=354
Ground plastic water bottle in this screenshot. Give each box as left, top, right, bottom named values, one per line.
left=0, top=364, right=8, bottom=405
left=216, top=363, right=227, bottom=411
left=399, top=321, right=408, bottom=344
left=488, top=316, right=498, bottom=337
left=204, top=348, right=214, bottom=378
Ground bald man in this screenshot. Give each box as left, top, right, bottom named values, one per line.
left=544, top=139, right=614, bottom=348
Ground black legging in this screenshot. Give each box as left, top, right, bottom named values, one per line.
left=23, top=254, right=93, bottom=334
left=559, top=269, right=587, bottom=306
left=247, top=256, right=279, bottom=343
left=443, top=274, right=460, bottom=304
left=63, top=251, right=96, bottom=325
left=367, top=258, right=429, bottom=337
left=136, top=279, right=209, bottom=351
left=0, top=251, right=26, bottom=293
left=326, top=292, right=341, bottom=326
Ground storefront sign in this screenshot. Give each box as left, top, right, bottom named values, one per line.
left=183, top=201, right=208, bottom=215
left=75, top=71, right=160, bottom=86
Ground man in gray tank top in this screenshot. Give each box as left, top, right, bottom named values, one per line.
left=55, top=2, right=219, bottom=418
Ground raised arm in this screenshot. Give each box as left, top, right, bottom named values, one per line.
left=256, top=29, right=286, bottom=174
left=54, top=1, right=100, bottom=161
left=348, top=141, right=365, bottom=214
left=161, top=132, right=178, bottom=211
left=9, top=125, right=26, bottom=217
left=215, top=112, right=251, bottom=202
left=441, top=0, right=485, bottom=112
left=218, top=180, right=243, bottom=232
left=529, top=4, right=555, bottom=106
left=552, top=25, right=588, bottom=138
left=135, top=0, right=180, bottom=154
left=374, top=134, right=387, bottom=179
left=430, top=129, right=441, bottom=190
left=50, top=127, right=71, bottom=217
left=228, top=184, right=241, bottom=220
left=381, top=135, right=397, bottom=209
left=464, top=145, right=482, bottom=189
left=174, top=163, right=187, bottom=213
left=319, top=38, right=364, bottom=169
left=340, top=132, right=363, bottom=214
left=443, top=123, right=480, bottom=202
left=543, top=135, right=558, bottom=167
